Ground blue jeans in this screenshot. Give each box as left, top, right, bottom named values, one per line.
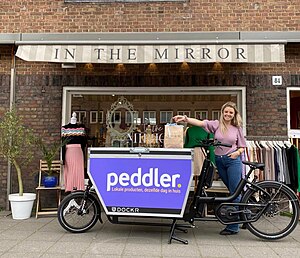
left=215, top=154, right=242, bottom=233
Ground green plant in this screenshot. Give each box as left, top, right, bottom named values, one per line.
left=37, top=137, right=68, bottom=175
left=0, top=108, right=36, bottom=196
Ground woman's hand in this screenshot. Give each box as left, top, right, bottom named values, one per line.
left=227, top=151, right=240, bottom=159
left=173, top=115, right=187, bottom=123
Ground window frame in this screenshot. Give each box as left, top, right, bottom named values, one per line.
left=177, top=111, right=191, bottom=117
left=160, top=111, right=173, bottom=124
left=194, top=110, right=208, bottom=120
left=74, top=111, right=86, bottom=124
left=212, top=110, right=221, bottom=120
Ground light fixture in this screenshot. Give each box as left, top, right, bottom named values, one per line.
left=180, top=62, right=190, bottom=72
left=115, top=63, right=126, bottom=73
left=84, top=63, right=94, bottom=71
left=146, top=63, right=159, bottom=74
left=212, top=62, right=224, bottom=72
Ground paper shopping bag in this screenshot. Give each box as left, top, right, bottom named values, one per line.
left=164, top=123, right=184, bottom=148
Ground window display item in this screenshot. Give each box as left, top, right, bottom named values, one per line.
left=164, top=123, right=184, bottom=148
left=61, top=115, right=87, bottom=192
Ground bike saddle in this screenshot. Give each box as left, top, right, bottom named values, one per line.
left=242, top=161, right=265, bottom=170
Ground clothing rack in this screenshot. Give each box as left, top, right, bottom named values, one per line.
left=245, top=135, right=288, bottom=141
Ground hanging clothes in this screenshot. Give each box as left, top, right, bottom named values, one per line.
left=245, top=140, right=299, bottom=193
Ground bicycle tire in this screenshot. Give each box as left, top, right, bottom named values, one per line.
left=241, top=181, right=299, bottom=240
left=58, top=192, right=100, bottom=233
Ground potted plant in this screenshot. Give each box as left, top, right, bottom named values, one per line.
left=0, top=108, right=37, bottom=219
left=37, top=137, right=68, bottom=187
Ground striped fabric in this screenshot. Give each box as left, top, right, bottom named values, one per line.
left=61, top=127, right=86, bottom=137
left=16, top=44, right=285, bottom=64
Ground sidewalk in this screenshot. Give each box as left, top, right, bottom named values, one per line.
left=0, top=210, right=299, bottom=258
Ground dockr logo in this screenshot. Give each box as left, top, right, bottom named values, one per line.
left=111, top=207, right=140, bottom=213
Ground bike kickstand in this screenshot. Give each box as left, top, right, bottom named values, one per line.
left=168, top=219, right=189, bottom=245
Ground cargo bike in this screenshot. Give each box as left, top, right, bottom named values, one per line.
left=57, top=139, right=300, bottom=244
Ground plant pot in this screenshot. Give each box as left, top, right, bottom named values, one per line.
left=8, top=193, right=36, bottom=220
left=42, top=175, right=58, bottom=187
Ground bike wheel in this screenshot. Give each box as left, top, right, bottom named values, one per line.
left=241, top=181, right=299, bottom=240
left=58, top=192, right=100, bottom=233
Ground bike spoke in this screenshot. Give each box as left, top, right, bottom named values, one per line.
left=242, top=182, right=299, bottom=240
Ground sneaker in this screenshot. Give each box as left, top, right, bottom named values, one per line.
left=219, top=229, right=238, bottom=235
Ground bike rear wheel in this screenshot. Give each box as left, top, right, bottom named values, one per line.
left=58, top=192, right=100, bottom=233
left=241, top=181, right=299, bottom=240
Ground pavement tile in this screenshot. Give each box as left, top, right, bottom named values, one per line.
left=0, top=239, right=19, bottom=253
left=59, top=231, right=98, bottom=242
left=1, top=253, right=42, bottom=258
left=45, top=241, right=91, bottom=254
left=235, top=246, right=280, bottom=258
left=9, top=221, right=47, bottom=231
left=0, top=230, right=33, bottom=241
left=82, top=255, right=122, bottom=258
left=26, top=230, right=65, bottom=242
left=273, top=247, right=300, bottom=257
left=0, top=221, right=20, bottom=231
left=41, top=254, right=83, bottom=258
left=199, top=245, right=241, bottom=258
left=123, top=242, right=162, bottom=257
left=162, top=242, right=201, bottom=257
left=86, top=242, right=126, bottom=255
left=6, top=240, right=55, bottom=254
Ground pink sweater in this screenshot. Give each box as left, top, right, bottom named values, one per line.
left=203, top=120, right=246, bottom=156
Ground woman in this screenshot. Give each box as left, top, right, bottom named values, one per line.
left=173, top=101, right=246, bottom=235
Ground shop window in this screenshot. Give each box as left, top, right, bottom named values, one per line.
left=98, top=111, right=104, bottom=123
left=74, top=111, right=86, bottom=124
left=195, top=110, right=208, bottom=120
left=143, top=111, right=156, bottom=125
left=90, top=111, right=104, bottom=124
left=177, top=111, right=191, bottom=117
left=160, top=111, right=173, bottom=124
left=111, top=111, right=121, bottom=124
left=126, top=111, right=139, bottom=124
left=90, top=111, right=98, bottom=124
left=212, top=110, right=221, bottom=120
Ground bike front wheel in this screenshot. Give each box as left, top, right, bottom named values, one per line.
left=58, top=192, right=100, bottom=233
left=241, top=181, right=299, bottom=240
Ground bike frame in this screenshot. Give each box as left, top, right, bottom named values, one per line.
left=184, top=154, right=269, bottom=224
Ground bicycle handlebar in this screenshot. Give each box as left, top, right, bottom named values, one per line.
left=195, top=139, right=232, bottom=148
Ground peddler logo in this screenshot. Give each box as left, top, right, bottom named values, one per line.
left=107, top=167, right=180, bottom=191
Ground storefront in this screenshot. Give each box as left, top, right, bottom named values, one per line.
left=13, top=32, right=289, bottom=145
left=1, top=31, right=300, bottom=208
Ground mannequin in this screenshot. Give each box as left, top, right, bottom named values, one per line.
left=61, top=112, right=87, bottom=192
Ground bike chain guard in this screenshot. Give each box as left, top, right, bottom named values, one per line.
left=215, top=203, right=260, bottom=225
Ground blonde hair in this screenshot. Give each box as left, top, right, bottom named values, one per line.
left=219, top=101, right=243, bottom=134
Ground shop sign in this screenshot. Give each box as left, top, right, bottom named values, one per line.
left=88, top=148, right=193, bottom=217
left=16, top=44, right=285, bottom=63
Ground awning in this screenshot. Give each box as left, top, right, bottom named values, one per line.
left=16, top=44, right=285, bottom=64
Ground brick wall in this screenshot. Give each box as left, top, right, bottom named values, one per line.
left=0, top=1, right=300, bottom=33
